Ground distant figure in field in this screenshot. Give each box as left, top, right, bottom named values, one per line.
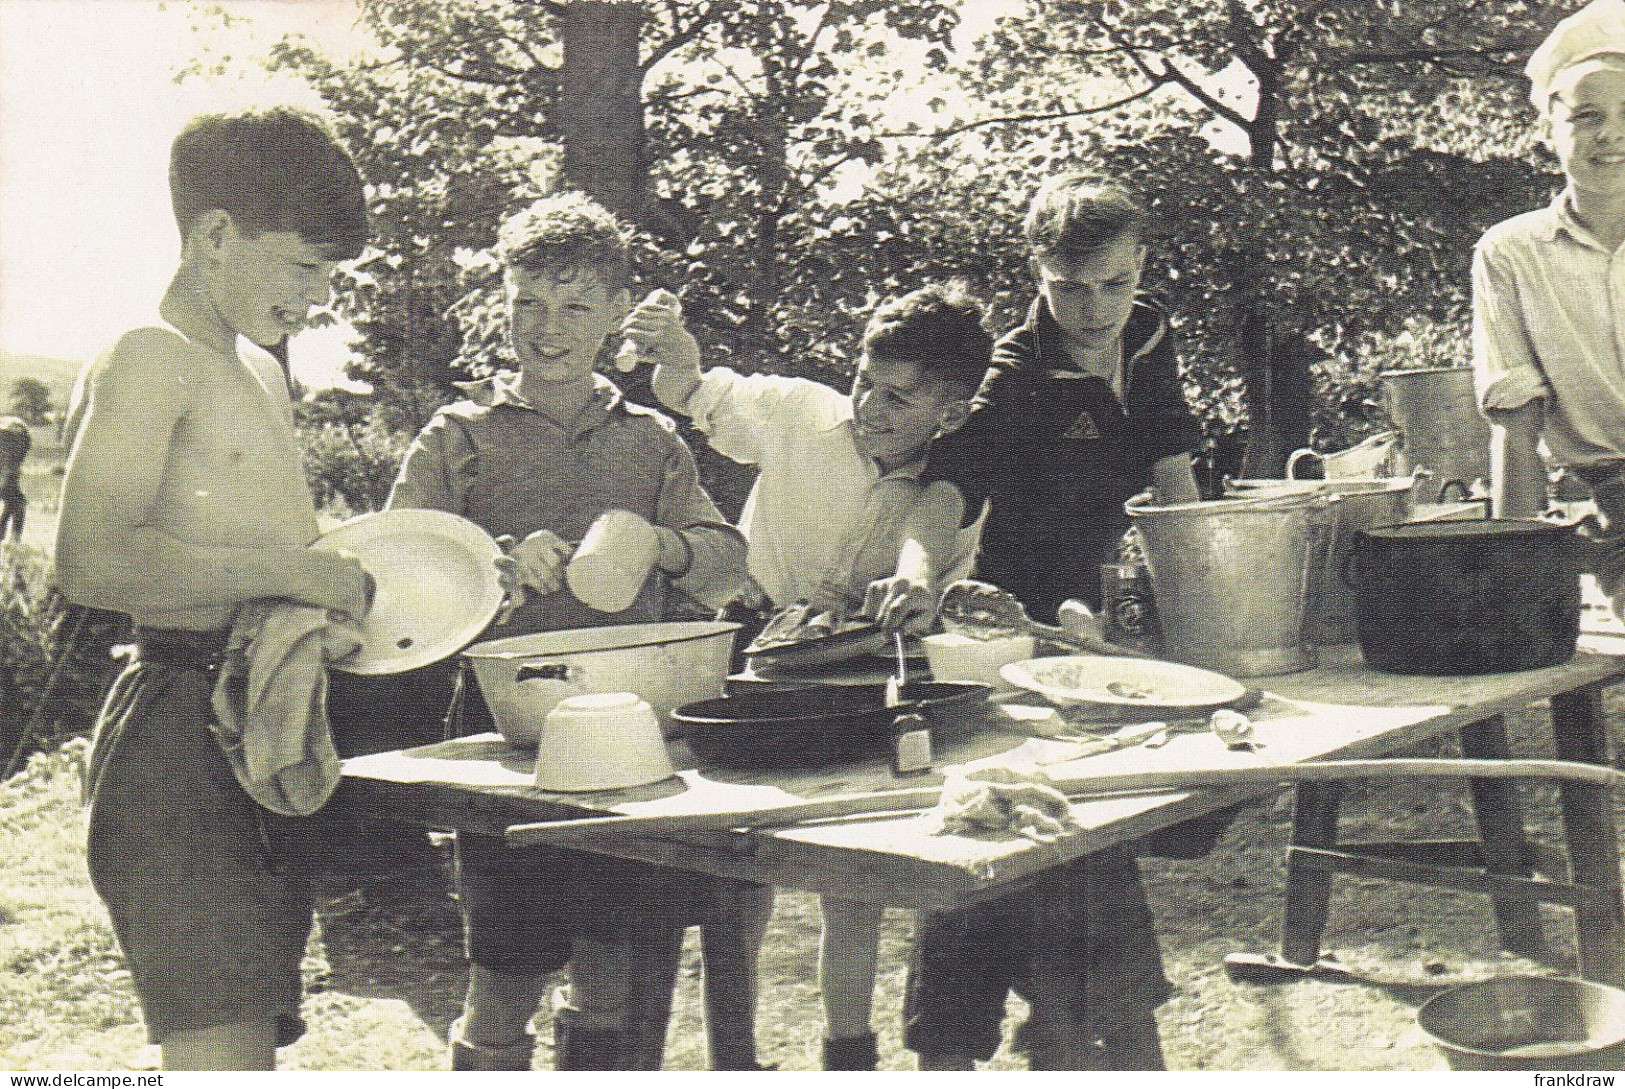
left=0, top=416, right=31, bottom=542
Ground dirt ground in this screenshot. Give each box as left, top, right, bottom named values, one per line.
left=2, top=702, right=1615, bottom=1072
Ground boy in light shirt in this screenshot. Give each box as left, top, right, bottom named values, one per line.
left=1474, top=0, right=1625, bottom=606
left=625, top=280, right=991, bottom=1069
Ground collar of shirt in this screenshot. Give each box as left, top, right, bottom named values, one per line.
left=1029, top=296, right=1167, bottom=388
left=485, top=371, right=638, bottom=438
left=1538, top=188, right=1617, bottom=254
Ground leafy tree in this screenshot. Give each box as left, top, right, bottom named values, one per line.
left=264, top=0, right=963, bottom=419
left=8, top=378, right=51, bottom=426
left=919, top=0, right=1562, bottom=474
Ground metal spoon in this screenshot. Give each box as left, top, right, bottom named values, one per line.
left=937, top=580, right=1153, bottom=659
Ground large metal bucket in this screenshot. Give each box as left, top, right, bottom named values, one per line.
left=1225, top=475, right=1417, bottom=645
left=1418, top=975, right=1625, bottom=1071
left=1125, top=492, right=1323, bottom=676
left=1381, top=367, right=1491, bottom=502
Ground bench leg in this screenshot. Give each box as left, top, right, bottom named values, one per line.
left=1280, top=781, right=1344, bottom=967
left=1551, top=685, right=1625, bottom=987
left=1459, top=715, right=1549, bottom=959
left=1224, top=782, right=1348, bottom=981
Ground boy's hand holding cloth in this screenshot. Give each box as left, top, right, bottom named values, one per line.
left=211, top=600, right=365, bottom=817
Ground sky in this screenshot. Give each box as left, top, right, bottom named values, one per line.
left=0, top=0, right=373, bottom=389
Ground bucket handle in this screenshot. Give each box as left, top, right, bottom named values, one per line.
left=1436, top=478, right=1473, bottom=502
left=1285, top=447, right=1321, bottom=480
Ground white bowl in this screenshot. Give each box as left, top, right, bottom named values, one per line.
left=534, top=692, right=676, bottom=793
left=922, top=632, right=1036, bottom=691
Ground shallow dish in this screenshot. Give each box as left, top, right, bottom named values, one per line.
left=1000, top=654, right=1246, bottom=711
left=313, top=509, right=505, bottom=675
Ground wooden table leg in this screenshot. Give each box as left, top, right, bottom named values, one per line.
left=1280, top=781, right=1345, bottom=967
left=1551, top=684, right=1625, bottom=987
left=1224, top=781, right=1349, bottom=981
left=1459, top=715, right=1550, bottom=959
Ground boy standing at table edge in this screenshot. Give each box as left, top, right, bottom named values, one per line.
left=903, top=175, right=1206, bottom=1069
left=56, top=106, right=375, bottom=1070
left=1473, top=0, right=1625, bottom=614
left=624, top=279, right=992, bottom=1068
left=386, top=193, right=759, bottom=1071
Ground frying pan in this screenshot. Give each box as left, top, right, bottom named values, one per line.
left=672, top=681, right=989, bottom=769
left=743, top=619, right=892, bottom=673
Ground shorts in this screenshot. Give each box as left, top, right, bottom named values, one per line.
left=904, top=848, right=1171, bottom=1068
left=84, top=628, right=314, bottom=1046
left=450, top=674, right=744, bottom=971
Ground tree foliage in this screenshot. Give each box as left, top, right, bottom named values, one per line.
left=938, top=0, right=1564, bottom=471
left=8, top=378, right=52, bottom=426
left=246, top=0, right=1573, bottom=477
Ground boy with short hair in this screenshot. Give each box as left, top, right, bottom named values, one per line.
left=903, top=175, right=1204, bottom=1070
left=386, top=193, right=755, bottom=1071
left=1473, top=0, right=1625, bottom=595
left=56, top=106, right=374, bottom=1070
left=626, top=278, right=992, bottom=1069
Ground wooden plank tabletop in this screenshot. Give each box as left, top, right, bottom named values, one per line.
left=335, top=644, right=1625, bottom=910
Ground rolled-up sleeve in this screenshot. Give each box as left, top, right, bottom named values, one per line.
left=685, top=367, right=815, bottom=465
left=1472, top=241, right=1553, bottom=414
left=653, top=438, right=750, bottom=609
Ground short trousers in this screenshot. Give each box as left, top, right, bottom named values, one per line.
left=449, top=672, right=749, bottom=971
left=903, top=847, right=1171, bottom=1068
left=83, top=628, right=314, bottom=1047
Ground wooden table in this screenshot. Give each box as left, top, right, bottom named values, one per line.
left=334, top=643, right=1625, bottom=983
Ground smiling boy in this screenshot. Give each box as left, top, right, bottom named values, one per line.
left=387, top=194, right=754, bottom=1071
left=1474, top=0, right=1625, bottom=605
left=627, top=279, right=991, bottom=1069
left=56, top=106, right=373, bottom=1070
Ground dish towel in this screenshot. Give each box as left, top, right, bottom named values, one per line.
left=212, top=600, right=364, bottom=816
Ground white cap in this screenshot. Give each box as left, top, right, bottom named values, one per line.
left=1528, top=0, right=1625, bottom=108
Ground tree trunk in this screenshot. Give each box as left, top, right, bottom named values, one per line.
left=556, top=1, right=646, bottom=223
left=1235, top=41, right=1312, bottom=477
left=1238, top=314, right=1315, bottom=478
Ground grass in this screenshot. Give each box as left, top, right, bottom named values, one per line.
left=6, top=446, right=1625, bottom=1070
left=3, top=706, right=1620, bottom=1070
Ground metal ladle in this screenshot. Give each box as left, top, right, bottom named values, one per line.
left=937, top=580, right=1153, bottom=659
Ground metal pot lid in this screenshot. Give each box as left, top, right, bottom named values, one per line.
left=314, top=509, right=505, bottom=675
left=1360, top=517, right=1575, bottom=541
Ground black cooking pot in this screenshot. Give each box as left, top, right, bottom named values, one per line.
left=672, top=682, right=989, bottom=769
left=1349, top=519, right=1582, bottom=675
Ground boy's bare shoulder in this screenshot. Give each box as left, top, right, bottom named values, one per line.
left=96, top=324, right=221, bottom=389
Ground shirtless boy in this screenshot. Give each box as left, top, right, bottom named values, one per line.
left=55, top=106, right=373, bottom=1070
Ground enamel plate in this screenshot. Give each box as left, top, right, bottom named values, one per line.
left=313, top=509, right=505, bottom=675
left=1000, top=654, right=1247, bottom=711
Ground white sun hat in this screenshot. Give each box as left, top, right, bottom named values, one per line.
left=1527, top=0, right=1625, bottom=109
left=312, top=508, right=505, bottom=675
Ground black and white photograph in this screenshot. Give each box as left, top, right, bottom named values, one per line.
left=4, top=0, right=1625, bottom=1075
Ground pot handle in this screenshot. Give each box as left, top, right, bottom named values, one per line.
left=1436, top=478, right=1472, bottom=502
left=516, top=662, right=584, bottom=685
